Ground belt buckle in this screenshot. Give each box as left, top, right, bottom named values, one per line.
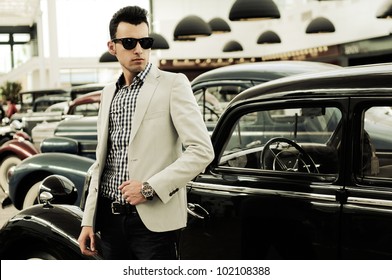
left=111, top=201, right=121, bottom=215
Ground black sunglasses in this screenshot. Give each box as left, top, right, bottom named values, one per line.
left=112, top=37, right=154, bottom=50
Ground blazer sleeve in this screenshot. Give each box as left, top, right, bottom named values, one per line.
left=147, top=73, right=214, bottom=203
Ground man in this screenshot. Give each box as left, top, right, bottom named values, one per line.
left=0, top=101, right=5, bottom=122
left=77, top=6, right=214, bottom=259
left=5, top=99, right=17, bottom=119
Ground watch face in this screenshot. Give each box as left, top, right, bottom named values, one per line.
left=142, top=183, right=154, bottom=199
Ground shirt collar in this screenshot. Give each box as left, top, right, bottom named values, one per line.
left=115, top=62, right=152, bottom=91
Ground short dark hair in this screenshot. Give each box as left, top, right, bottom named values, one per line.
left=109, top=6, right=149, bottom=39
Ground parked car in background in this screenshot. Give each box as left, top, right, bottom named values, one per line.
left=0, top=135, right=38, bottom=199
left=32, top=90, right=101, bottom=150
left=0, top=91, right=101, bottom=203
left=15, top=95, right=70, bottom=136
left=15, top=88, right=68, bottom=114
left=3, top=61, right=341, bottom=211
left=3, top=116, right=97, bottom=209
left=0, top=94, right=68, bottom=145
left=41, top=116, right=98, bottom=159
left=14, top=83, right=103, bottom=114
left=9, top=84, right=104, bottom=132
left=1, top=62, right=392, bottom=259
left=190, top=61, right=341, bottom=131
left=0, top=119, right=28, bottom=147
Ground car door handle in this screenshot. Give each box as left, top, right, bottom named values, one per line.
left=187, top=203, right=209, bottom=219
left=335, top=188, right=348, bottom=203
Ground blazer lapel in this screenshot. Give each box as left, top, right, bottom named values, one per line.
left=97, top=83, right=116, bottom=164
left=129, top=65, right=160, bottom=144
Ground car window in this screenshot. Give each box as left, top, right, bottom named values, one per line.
left=194, top=85, right=247, bottom=128
left=218, top=105, right=342, bottom=177
left=360, top=106, right=392, bottom=179
left=19, top=93, right=33, bottom=112
left=34, top=100, right=65, bottom=112
left=70, top=102, right=100, bottom=116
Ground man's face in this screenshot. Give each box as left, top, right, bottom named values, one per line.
left=108, top=21, right=150, bottom=76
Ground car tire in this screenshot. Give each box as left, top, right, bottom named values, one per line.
left=24, top=250, right=57, bottom=260
left=0, top=156, right=22, bottom=194
left=2, top=241, right=60, bottom=260
left=22, top=180, right=42, bottom=209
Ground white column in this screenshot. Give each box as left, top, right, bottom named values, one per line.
left=47, top=0, right=60, bottom=88
left=36, top=8, right=46, bottom=89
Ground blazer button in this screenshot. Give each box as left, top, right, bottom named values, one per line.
left=169, top=188, right=179, bottom=196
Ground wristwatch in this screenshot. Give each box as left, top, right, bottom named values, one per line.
left=141, top=182, right=154, bottom=200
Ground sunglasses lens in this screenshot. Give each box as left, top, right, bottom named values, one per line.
left=140, top=38, right=154, bottom=49
left=114, top=37, right=154, bottom=50
left=122, top=38, right=137, bottom=50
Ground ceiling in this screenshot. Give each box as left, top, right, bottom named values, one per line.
left=0, top=0, right=40, bottom=26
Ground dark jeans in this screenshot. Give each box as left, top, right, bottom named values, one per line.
left=96, top=197, right=179, bottom=260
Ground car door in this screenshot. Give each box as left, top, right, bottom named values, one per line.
left=181, top=97, right=348, bottom=260
left=340, top=97, right=392, bottom=259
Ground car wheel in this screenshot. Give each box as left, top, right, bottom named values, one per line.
left=3, top=242, right=60, bottom=260
left=22, top=180, right=42, bottom=209
left=24, top=251, right=57, bottom=260
left=0, top=156, right=22, bottom=194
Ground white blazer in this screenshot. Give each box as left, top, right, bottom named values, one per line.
left=81, top=65, right=214, bottom=232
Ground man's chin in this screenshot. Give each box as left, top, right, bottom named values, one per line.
left=131, top=64, right=146, bottom=72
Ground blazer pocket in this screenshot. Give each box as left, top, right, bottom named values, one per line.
left=144, top=110, right=168, bottom=120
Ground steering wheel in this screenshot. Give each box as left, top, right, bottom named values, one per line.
left=203, top=104, right=221, bottom=120
left=261, top=137, right=319, bottom=173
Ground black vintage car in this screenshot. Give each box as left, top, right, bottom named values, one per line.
left=2, top=62, right=392, bottom=260
left=5, top=61, right=340, bottom=211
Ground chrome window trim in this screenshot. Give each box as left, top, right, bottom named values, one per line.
left=187, top=181, right=338, bottom=202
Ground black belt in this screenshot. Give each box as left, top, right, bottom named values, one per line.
left=111, top=201, right=137, bottom=215
left=100, top=196, right=137, bottom=216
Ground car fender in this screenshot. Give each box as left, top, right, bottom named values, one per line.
left=14, top=131, right=31, bottom=141
left=8, top=152, right=94, bottom=209
left=0, top=138, right=38, bottom=162
left=0, top=204, right=102, bottom=259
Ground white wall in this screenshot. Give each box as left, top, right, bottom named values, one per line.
left=153, top=0, right=392, bottom=59
left=3, top=0, right=392, bottom=90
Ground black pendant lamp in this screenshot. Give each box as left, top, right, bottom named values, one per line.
left=173, top=15, right=212, bottom=40
left=257, top=30, right=281, bottom=44
left=150, top=32, right=170, bottom=49
left=208, top=17, right=231, bottom=33
left=173, top=37, right=196, bottom=42
left=306, top=17, right=335, bottom=33
left=376, top=0, right=392, bottom=18
left=222, top=40, right=243, bottom=52
left=99, top=51, right=117, bottom=62
left=229, top=0, right=280, bottom=21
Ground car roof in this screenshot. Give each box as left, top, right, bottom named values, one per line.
left=231, top=62, right=392, bottom=104
left=70, top=83, right=105, bottom=93
left=57, top=115, right=97, bottom=126
left=45, top=101, right=69, bottom=113
left=191, top=61, right=341, bottom=86
left=18, top=88, right=68, bottom=95
left=72, top=90, right=101, bottom=101
left=34, top=94, right=71, bottom=102
left=69, top=83, right=105, bottom=99
left=68, top=90, right=101, bottom=108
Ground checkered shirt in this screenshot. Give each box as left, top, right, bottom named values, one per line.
left=100, top=63, right=152, bottom=202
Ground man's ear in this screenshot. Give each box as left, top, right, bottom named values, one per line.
left=107, top=41, right=116, bottom=55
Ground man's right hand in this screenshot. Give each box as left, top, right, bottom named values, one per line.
left=78, top=226, right=98, bottom=256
